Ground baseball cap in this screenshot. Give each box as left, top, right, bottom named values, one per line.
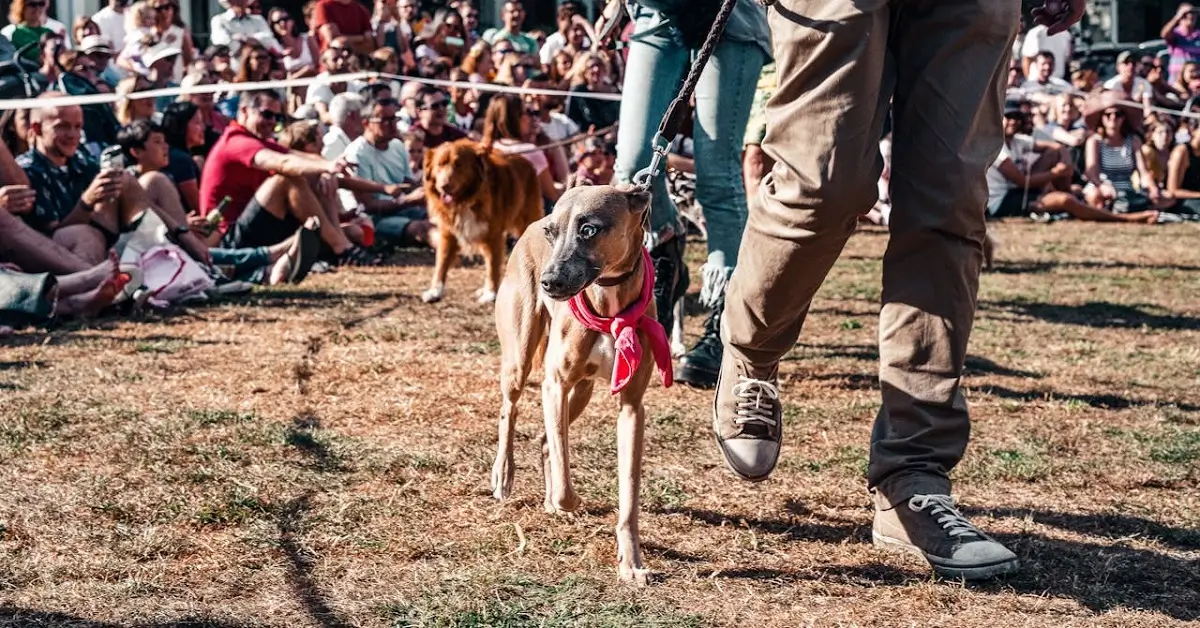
left=1116, top=50, right=1134, bottom=64
left=144, top=45, right=182, bottom=68
left=79, top=35, right=113, bottom=54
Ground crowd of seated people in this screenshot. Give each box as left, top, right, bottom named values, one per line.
left=1, top=0, right=629, bottom=333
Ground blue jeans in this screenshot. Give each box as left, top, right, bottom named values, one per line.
left=210, top=247, right=271, bottom=284
left=372, top=207, right=429, bottom=247
left=615, top=10, right=765, bottom=266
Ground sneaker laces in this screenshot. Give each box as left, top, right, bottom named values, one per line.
left=908, top=494, right=984, bottom=539
left=732, top=376, right=779, bottom=428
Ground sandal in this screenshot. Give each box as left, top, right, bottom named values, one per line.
left=335, top=245, right=381, bottom=267
left=290, top=223, right=323, bottom=283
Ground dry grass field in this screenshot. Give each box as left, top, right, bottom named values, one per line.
left=1, top=221, right=1197, bottom=628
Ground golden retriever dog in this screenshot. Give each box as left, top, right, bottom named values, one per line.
left=422, top=139, right=543, bottom=304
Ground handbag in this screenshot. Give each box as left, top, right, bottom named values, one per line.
left=137, top=245, right=214, bottom=307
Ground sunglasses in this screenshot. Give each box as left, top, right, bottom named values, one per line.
left=524, top=108, right=539, bottom=117
left=329, top=46, right=352, bottom=56
left=420, top=100, right=449, bottom=111
left=495, top=48, right=515, bottom=55
left=257, top=109, right=282, bottom=122
left=271, top=16, right=291, bottom=24
left=1103, top=110, right=1124, bottom=118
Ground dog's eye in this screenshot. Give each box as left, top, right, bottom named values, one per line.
left=543, top=225, right=556, bottom=241
left=578, top=224, right=597, bottom=239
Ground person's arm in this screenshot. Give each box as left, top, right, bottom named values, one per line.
left=1163, top=4, right=1192, bottom=40
left=538, top=168, right=562, bottom=202
left=0, top=141, right=30, bottom=187
left=996, top=158, right=1060, bottom=189
left=1084, top=135, right=1103, bottom=186
left=1131, top=136, right=1161, bottom=197
left=251, top=147, right=344, bottom=178
left=177, top=179, right=200, bottom=214
left=1166, top=144, right=1200, bottom=199
left=181, top=30, right=195, bottom=66
left=1032, top=138, right=1064, bottom=153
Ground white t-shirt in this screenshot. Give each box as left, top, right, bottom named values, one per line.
left=344, top=136, right=414, bottom=192
left=91, top=7, right=126, bottom=55
left=539, top=111, right=579, bottom=142
left=306, top=74, right=369, bottom=107
left=1020, top=76, right=1072, bottom=97
left=539, top=31, right=591, bottom=65
left=322, top=125, right=353, bottom=161
left=1102, top=76, right=1153, bottom=101
left=986, top=134, right=1035, bottom=211
left=1021, top=25, right=1072, bottom=79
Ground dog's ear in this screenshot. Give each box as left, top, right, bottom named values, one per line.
left=624, top=186, right=651, bottom=214
left=473, top=143, right=491, bottom=180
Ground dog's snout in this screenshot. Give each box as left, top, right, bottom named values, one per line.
left=541, top=276, right=565, bottom=294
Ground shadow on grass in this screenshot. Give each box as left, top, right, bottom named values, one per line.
left=986, top=530, right=1200, bottom=621
left=276, top=492, right=351, bottom=628
left=974, top=384, right=1200, bottom=412
left=667, top=503, right=1199, bottom=619
left=0, top=608, right=248, bottom=627
left=988, top=259, right=1200, bottom=275
left=985, top=300, right=1200, bottom=331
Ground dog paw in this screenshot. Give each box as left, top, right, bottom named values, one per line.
left=619, top=565, right=653, bottom=587
left=544, top=491, right=581, bottom=514
left=475, top=288, right=497, bottom=304
left=491, top=461, right=513, bottom=501
left=421, top=285, right=445, bottom=303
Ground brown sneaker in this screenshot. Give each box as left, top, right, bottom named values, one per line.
left=712, top=351, right=782, bottom=482
left=873, top=493, right=1020, bottom=581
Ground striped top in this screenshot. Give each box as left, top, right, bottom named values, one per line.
left=1099, top=137, right=1137, bottom=192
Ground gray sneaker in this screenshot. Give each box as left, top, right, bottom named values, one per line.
left=712, top=353, right=782, bottom=481
left=873, top=493, right=1020, bottom=581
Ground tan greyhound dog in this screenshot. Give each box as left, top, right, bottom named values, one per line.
left=492, top=184, right=672, bottom=586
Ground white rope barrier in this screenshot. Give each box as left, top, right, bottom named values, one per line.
left=376, top=72, right=624, bottom=102
left=1015, top=83, right=1200, bottom=122
left=0, top=70, right=624, bottom=111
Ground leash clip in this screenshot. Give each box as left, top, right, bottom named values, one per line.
left=632, top=132, right=671, bottom=190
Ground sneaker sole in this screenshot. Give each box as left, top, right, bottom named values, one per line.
left=711, top=398, right=780, bottom=483
left=872, top=530, right=1021, bottom=581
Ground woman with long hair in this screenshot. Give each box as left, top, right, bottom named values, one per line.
left=177, top=72, right=229, bottom=148
left=564, top=51, right=619, bottom=131
left=159, top=101, right=206, bottom=214
left=148, top=0, right=194, bottom=81
left=2, top=0, right=70, bottom=61
left=413, top=8, right=467, bottom=66
left=115, top=74, right=156, bottom=125
left=1083, top=91, right=1172, bottom=218
left=270, top=8, right=318, bottom=78
left=481, top=93, right=562, bottom=203
left=546, top=49, right=573, bottom=89
left=235, top=42, right=273, bottom=84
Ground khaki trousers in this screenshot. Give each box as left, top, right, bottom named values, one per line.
left=722, top=0, right=1020, bottom=506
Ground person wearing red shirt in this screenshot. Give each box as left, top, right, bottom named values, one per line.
left=311, top=0, right=373, bottom=54
left=199, top=89, right=379, bottom=265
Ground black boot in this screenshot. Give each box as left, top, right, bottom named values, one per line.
left=676, top=255, right=730, bottom=389
left=649, top=237, right=687, bottom=335
left=677, top=295, right=724, bottom=388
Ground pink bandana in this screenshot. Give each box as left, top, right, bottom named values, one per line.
left=566, top=248, right=673, bottom=395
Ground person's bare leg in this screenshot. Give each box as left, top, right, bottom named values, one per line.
left=256, top=175, right=352, bottom=254
left=56, top=254, right=118, bottom=294
left=0, top=208, right=92, bottom=273
left=52, top=224, right=108, bottom=265
left=1041, top=191, right=1158, bottom=223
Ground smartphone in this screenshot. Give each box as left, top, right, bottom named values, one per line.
left=99, top=145, right=126, bottom=171
left=444, top=36, right=465, bottom=47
